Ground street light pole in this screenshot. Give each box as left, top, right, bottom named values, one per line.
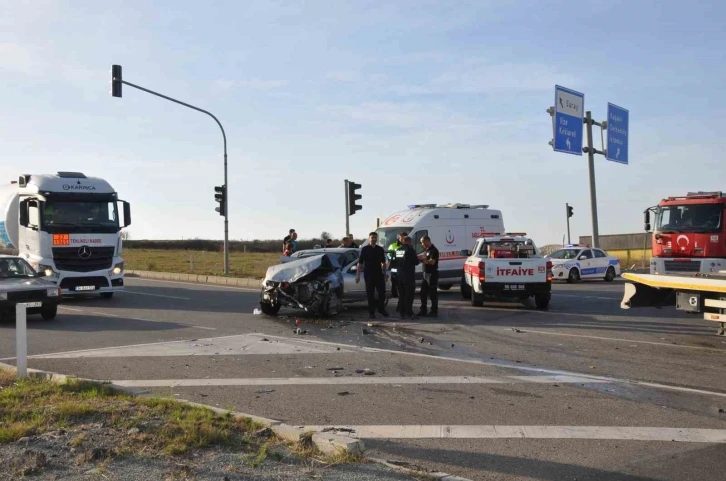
left=112, top=68, right=229, bottom=274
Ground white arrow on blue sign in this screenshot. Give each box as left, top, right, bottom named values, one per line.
left=606, top=103, right=629, bottom=164
left=553, top=85, right=584, bottom=156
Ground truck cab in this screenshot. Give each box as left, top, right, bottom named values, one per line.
left=646, top=192, right=726, bottom=275
left=14, top=172, right=131, bottom=297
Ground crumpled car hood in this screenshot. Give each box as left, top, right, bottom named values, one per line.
left=263, top=254, right=336, bottom=284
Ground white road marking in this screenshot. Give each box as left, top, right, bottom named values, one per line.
left=127, top=277, right=260, bottom=292
left=9, top=332, right=726, bottom=399
left=303, top=425, right=726, bottom=443
left=111, top=374, right=607, bottom=388
left=120, top=290, right=191, bottom=300
left=59, top=306, right=217, bottom=333
left=513, top=329, right=726, bottom=353
left=24, top=333, right=353, bottom=359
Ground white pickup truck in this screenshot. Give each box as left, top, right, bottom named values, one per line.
left=461, top=234, right=553, bottom=309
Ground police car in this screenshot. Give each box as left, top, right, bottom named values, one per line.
left=545, top=245, right=621, bottom=283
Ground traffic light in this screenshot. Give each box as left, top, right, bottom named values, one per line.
left=567, top=203, right=574, bottom=218
left=214, top=185, right=226, bottom=216
left=111, top=65, right=122, bottom=98
left=347, top=181, right=362, bottom=216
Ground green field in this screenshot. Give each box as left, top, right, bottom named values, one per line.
left=123, top=249, right=280, bottom=278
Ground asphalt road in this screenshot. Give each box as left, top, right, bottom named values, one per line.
left=2, top=276, right=726, bottom=480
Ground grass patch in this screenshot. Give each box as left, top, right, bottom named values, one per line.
left=0, top=370, right=275, bottom=462
left=123, top=249, right=279, bottom=278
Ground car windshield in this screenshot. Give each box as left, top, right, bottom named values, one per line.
left=655, top=203, right=723, bottom=233
left=548, top=249, right=581, bottom=260
left=0, top=258, right=37, bottom=278
left=294, top=251, right=345, bottom=269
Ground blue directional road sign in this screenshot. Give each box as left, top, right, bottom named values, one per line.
left=553, top=85, right=584, bottom=156
left=606, top=103, right=629, bottom=164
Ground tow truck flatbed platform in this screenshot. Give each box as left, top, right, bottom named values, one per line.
left=621, top=272, right=726, bottom=335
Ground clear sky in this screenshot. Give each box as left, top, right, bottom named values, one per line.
left=2, top=0, right=724, bottom=245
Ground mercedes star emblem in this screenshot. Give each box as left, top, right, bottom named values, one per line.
left=78, top=246, right=92, bottom=259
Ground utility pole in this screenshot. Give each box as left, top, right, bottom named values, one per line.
left=111, top=65, right=230, bottom=274
left=584, top=111, right=603, bottom=248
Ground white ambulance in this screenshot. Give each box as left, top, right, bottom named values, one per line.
left=373, top=203, right=505, bottom=289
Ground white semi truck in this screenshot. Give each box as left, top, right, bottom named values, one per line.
left=0, top=172, right=131, bottom=298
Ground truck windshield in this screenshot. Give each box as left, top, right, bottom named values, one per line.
left=42, top=201, right=120, bottom=234
left=655, top=204, right=723, bottom=234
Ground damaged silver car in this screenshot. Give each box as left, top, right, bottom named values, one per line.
left=259, top=248, right=390, bottom=316
left=260, top=252, right=344, bottom=316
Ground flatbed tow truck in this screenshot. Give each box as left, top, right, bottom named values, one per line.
left=621, top=271, right=726, bottom=336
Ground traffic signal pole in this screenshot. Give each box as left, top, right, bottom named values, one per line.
left=111, top=65, right=229, bottom=274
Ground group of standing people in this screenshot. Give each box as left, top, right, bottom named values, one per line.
left=356, top=231, right=439, bottom=320
left=283, top=229, right=360, bottom=256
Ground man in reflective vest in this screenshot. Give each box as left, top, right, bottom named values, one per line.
left=387, top=231, right=407, bottom=298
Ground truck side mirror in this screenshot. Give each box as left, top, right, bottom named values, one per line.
left=19, top=200, right=29, bottom=227
left=123, top=201, right=132, bottom=227
left=644, top=210, right=651, bottom=232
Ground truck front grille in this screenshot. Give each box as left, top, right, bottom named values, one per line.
left=663, top=260, right=700, bottom=273
left=52, top=246, right=115, bottom=272
left=60, top=276, right=110, bottom=290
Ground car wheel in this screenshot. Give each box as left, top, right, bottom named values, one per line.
left=567, top=268, right=580, bottom=284
left=604, top=266, right=616, bottom=282
left=100, top=292, right=114, bottom=299
left=41, top=305, right=58, bottom=320
left=471, top=289, right=484, bottom=307
left=535, top=295, right=550, bottom=310
left=439, top=284, right=452, bottom=291
left=260, top=302, right=280, bottom=316
left=460, top=275, right=471, bottom=299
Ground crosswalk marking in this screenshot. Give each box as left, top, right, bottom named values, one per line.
left=112, top=374, right=607, bottom=388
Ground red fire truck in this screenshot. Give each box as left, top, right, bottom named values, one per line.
left=645, top=192, right=726, bottom=275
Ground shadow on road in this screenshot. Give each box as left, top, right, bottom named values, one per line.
left=367, top=440, right=666, bottom=481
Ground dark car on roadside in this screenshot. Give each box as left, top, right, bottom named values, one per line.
left=0, top=256, right=62, bottom=321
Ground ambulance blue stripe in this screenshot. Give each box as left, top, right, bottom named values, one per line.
left=0, top=221, right=14, bottom=248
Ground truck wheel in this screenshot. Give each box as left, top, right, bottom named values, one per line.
left=100, top=292, right=114, bottom=299
left=439, top=284, right=452, bottom=291
left=567, top=268, right=580, bottom=284
left=604, top=267, right=616, bottom=282
left=535, top=295, right=550, bottom=310
left=41, top=305, right=58, bottom=320
left=471, top=289, right=484, bottom=307
left=460, top=275, right=471, bottom=298
left=260, top=302, right=280, bottom=316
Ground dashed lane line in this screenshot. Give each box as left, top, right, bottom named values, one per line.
left=111, top=374, right=608, bottom=388
left=510, top=328, right=726, bottom=353
left=120, top=290, right=191, bottom=300
left=55, top=306, right=217, bottom=332
left=126, top=277, right=260, bottom=292
left=302, top=425, right=726, bottom=443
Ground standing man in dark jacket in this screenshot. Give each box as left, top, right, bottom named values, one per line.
left=418, top=235, right=439, bottom=317
left=395, top=236, right=419, bottom=320
left=356, top=232, right=389, bottom=319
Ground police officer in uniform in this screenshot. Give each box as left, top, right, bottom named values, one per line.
left=395, top=236, right=419, bottom=320
left=356, top=232, right=389, bottom=319
left=418, top=235, right=440, bottom=317
left=387, top=231, right=407, bottom=298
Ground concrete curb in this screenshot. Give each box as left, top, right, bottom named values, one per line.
left=0, top=362, right=363, bottom=457
left=126, top=270, right=262, bottom=288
